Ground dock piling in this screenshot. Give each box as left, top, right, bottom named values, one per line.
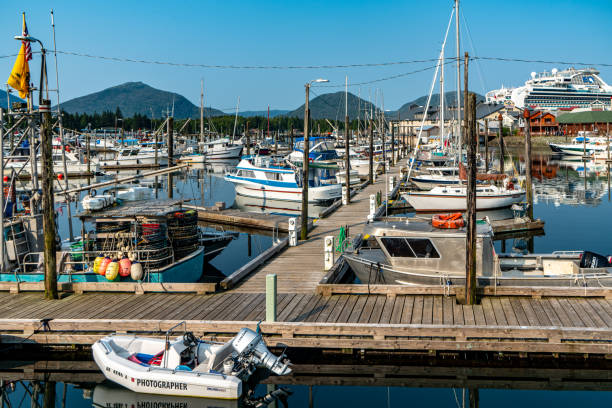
left=288, top=218, right=297, bottom=246
left=266, top=274, right=277, bottom=322
left=368, top=194, right=376, bottom=221
left=324, top=236, right=335, bottom=271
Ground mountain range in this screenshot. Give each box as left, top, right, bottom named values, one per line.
left=0, top=90, right=26, bottom=109
left=4, top=82, right=485, bottom=120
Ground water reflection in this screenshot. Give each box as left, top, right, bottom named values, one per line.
left=1, top=358, right=611, bottom=408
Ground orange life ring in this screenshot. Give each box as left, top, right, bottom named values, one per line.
left=432, top=213, right=465, bottom=229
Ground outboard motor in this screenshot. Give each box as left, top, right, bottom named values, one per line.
left=580, top=251, right=612, bottom=268
left=231, top=328, right=292, bottom=376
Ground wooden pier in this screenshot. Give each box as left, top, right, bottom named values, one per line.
left=0, top=157, right=611, bottom=358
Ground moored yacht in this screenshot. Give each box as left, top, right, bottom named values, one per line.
left=224, top=156, right=341, bottom=204
left=344, top=219, right=612, bottom=287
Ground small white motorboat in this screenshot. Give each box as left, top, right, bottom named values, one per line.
left=92, top=326, right=291, bottom=399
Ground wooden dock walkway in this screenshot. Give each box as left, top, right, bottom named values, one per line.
left=230, top=162, right=405, bottom=293
left=1, top=291, right=611, bottom=355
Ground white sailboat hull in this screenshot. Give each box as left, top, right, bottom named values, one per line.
left=404, top=189, right=525, bottom=211
left=233, top=180, right=341, bottom=203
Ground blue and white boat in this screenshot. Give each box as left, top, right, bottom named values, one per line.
left=287, top=137, right=339, bottom=164
left=225, top=156, right=341, bottom=204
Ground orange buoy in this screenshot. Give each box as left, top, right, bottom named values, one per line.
left=119, top=257, right=131, bottom=277
left=98, top=256, right=112, bottom=276
left=432, top=213, right=465, bottom=229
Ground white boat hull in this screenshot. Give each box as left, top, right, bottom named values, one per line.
left=234, top=181, right=341, bottom=203
left=92, top=336, right=242, bottom=399
left=404, top=190, right=525, bottom=211
left=204, top=145, right=243, bottom=159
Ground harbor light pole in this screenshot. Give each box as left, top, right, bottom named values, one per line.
left=301, top=78, right=328, bottom=240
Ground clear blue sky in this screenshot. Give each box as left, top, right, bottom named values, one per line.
left=1, top=0, right=611, bottom=113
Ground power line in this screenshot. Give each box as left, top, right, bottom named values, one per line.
left=53, top=50, right=443, bottom=70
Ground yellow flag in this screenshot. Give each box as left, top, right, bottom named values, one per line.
left=7, top=14, right=31, bottom=99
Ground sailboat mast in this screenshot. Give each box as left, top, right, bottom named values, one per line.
left=455, top=0, right=461, bottom=147
left=440, top=47, right=445, bottom=147
left=232, top=96, right=240, bottom=142
left=200, top=80, right=204, bottom=144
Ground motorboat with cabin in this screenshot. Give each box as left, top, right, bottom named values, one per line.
left=287, top=137, right=339, bottom=166
left=404, top=183, right=525, bottom=211
left=549, top=134, right=611, bottom=156
left=92, top=325, right=291, bottom=399
left=344, top=218, right=612, bottom=287
left=225, top=156, right=341, bottom=204
left=97, top=147, right=169, bottom=167
left=201, top=138, right=243, bottom=160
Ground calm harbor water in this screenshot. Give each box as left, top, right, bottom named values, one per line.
left=9, top=152, right=612, bottom=406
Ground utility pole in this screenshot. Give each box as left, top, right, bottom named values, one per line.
left=344, top=76, right=351, bottom=205
left=301, top=85, right=311, bottom=240
left=524, top=108, right=533, bottom=220
left=167, top=117, right=174, bottom=199
left=498, top=113, right=504, bottom=174
left=40, top=99, right=57, bottom=300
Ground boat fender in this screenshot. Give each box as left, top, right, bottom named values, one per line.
left=432, top=213, right=465, bottom=229
left=119, top=256, right=131, bottom=277
left=98, top=256, right=112, bottom=276
left=130, top=261, right=144, bottom=281
left=106, top=259, right=119, bottom=281
left=92, top=255, right=104, bottom=275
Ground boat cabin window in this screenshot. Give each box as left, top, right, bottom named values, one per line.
left=237, top=170, right=256, bottom=178
left=380, top=237, right=440, bottom=258
left=265, top=172, right=282, bottom=181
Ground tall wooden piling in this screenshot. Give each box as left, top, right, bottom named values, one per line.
left=465, top=92, right=477, bottom=305
left=40, top=100, right=58, bottom=300
left=524, top=108, right=533, bottom=220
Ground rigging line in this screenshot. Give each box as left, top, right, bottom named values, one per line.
left=54, top=50, right=444, bottom=69
left=473, top=56, right=612, bottom=67
left=460, top=9, right=487, bottom=94
left=313, top=63, right=451, bottom=88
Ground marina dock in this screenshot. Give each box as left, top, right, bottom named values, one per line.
left=0, top=157, right=610, bottom=358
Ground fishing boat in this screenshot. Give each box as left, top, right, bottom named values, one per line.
left=225, top=156, right=341, bottom=204
left=0, top=200, right=206, bottom=283
left=549, top=135, right=610, bottom=156
left=92, top=325, right=291, bottom=399
left=98, top=147, right=169, bottom=167
left=344, top=219, right=612, bottom=287
left=404, top=184, right=525, bottom=211
left=201, top=138, right=243, bottom=159
left=5, top=151, right=101, bottom=176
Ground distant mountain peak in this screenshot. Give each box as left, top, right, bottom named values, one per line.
left=57, top=82, right=224, bottom=119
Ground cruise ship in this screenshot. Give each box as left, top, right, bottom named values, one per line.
left=486, top=68, right=612, bottom=111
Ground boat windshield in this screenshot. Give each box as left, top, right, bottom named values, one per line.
left=380, top=237, right=440, bottom=258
